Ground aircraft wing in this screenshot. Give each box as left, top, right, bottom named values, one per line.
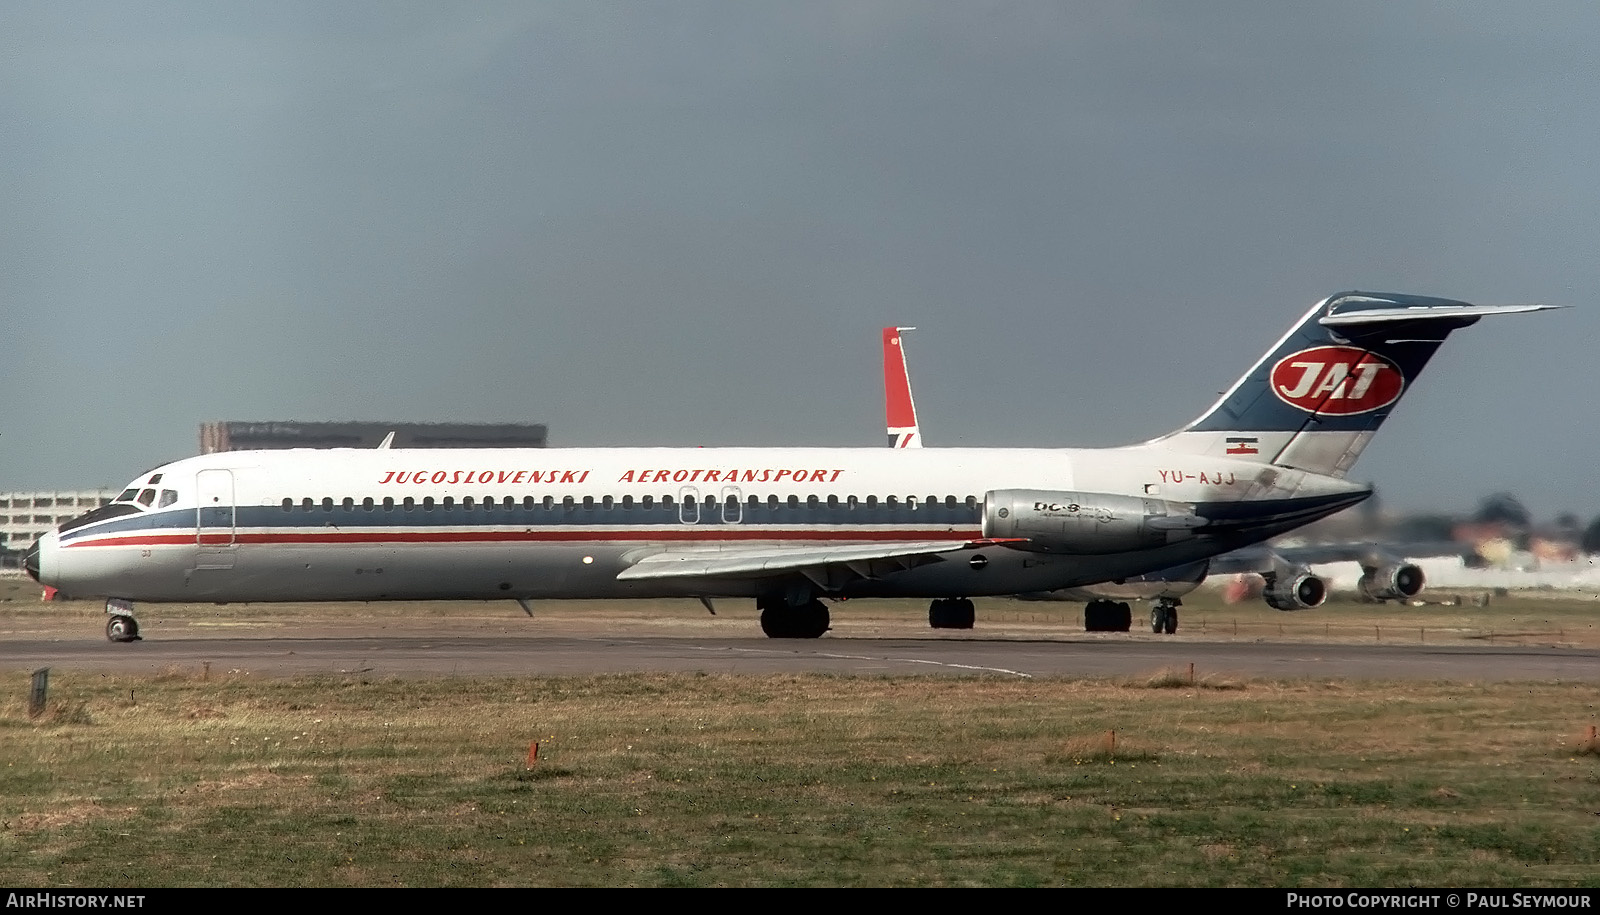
left=616, top=538, right=1019, bottom=582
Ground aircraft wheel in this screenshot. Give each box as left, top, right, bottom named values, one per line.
left=761, top=601, right=830, bottom=639
left=1114, top=602, right=1132, bottom=632
left=106, top=615, right=140, bottom=643
left=1085, top=599, right=1117, bottom=632
left=1151, top=605, right=1165, bottom=633
left=952, top=598, right=975, bottom=630
left=1164, top=606, right=1178, bottom=634
left=928, top=598, right=951, bottom=629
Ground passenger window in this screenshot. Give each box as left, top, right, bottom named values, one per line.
left=442, top=496, right=455, bottom=510
left=622, top=495, right=634, bottom=509
left=342, top=497, right=354, bottom=510
left=480, top=496, right=491, bottom=511
left=826, top=495, right=839, bottom=508
left=787, top=495, right=799, bottom=508
left=137, top=489, right=156, bottom=506
left=562, top=496, right=575, bottom=508
left=542, top=496, right=555, bottom=509
left=403, top=497, right=415, bottom=510
left=158, top=490, right=178, bottom=508
left=423, top=497, right=435, bottom=510
left=582, top=496, right=594, bottom=509
left=965, top=496, right=978, bottom=509
left=362, top=497, right=374, bottom=511
left=524, top=496, right=535, bottom=509
left=643, top=495, right=655, bottom=508
left=282, top=498, right=293, bottom=511
left=503, top=496, right=514, bottom=510
left=806, top=495, right=818, bottom=507
left=946, top=495, right=957, bottom=508
left=463, top=496, right=475, bottom=510
left=847, top=495, right=858, bottom=508
left=383, top=497, right=395, bottom=511
left=602, top=496, right=613, bottom=509
left=662, top=495, right=674, bottom=507
left=322, top=497, right=334, bottom=511
left=886, top=496, right=898, bottom=508
left=302, top=498, right=314, bottom=511
left=767, top=495, right=779, bottom=509
left=866, top=495, right=878, bottom=507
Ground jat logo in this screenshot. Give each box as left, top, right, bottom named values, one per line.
left=1269, top=346, right=1404, bottom=415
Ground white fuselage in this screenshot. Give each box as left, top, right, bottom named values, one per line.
left=34, top=444, right=1368, bottom=604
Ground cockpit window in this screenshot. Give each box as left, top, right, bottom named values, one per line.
left=149, top=473, right=163, bottom=484
left=157, top=489, right=178, bottom=508
left=136, top=489, right=157, bottom=507
left=115, top=489, right=139, bottom=503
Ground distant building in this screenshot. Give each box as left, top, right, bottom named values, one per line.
left=0, top=490, right=116, bottom=563
left=199, top=421, right=547, bottom=453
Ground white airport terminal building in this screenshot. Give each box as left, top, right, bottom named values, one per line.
left=0, top=490, right=116, bottom=566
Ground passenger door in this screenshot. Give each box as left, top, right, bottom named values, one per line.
left=194, top=469, right=236, bottom=570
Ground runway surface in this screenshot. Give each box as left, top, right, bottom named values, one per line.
left=4, top=631, right=1598, bottom=681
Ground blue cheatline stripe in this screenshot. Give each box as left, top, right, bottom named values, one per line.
left=58, top=500, right=987, bottom=544
left=57, top=491, right=1366, bottom=546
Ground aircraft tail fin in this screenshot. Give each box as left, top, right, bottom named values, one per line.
left=1150, top=292, right=1563, bottom=477
left=883, top=326, right=922, bottom=448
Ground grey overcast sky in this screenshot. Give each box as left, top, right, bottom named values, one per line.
left=3, top=2, right=1596, bottom=519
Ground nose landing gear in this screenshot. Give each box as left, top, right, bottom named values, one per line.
left=105, top=598, right=141, bottom=643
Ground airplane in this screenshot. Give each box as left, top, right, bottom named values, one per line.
left=24, top=292, right=1559, bottom=643
left=876, top=324, right=1455, bottom=634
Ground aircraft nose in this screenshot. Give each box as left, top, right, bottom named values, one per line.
left=23, top=536, right=41, bottom=582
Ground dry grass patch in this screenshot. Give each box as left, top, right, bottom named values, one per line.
left=1130, top=666, right=1247, bottom=690
left=1, top=671, right=1598, bottom=886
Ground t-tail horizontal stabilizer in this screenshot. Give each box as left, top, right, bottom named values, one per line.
left=1152, top=292, right=1564, bottom=477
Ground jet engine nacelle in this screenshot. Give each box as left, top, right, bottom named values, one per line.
left=1262, top=570, right=1328, bottom=611
left=982, top=489, right=1205, bottom=555
left=1357, top=563, right=1425, bottom=602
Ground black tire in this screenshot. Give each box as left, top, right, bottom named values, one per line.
left=762, top=602, right=829, bottom=639
left=1151, top=606, right=1165, bottom=633
left=106, top=615, right=139, bottom=643
left=929, top=599, right=951, bottom=629
left=953, top=598, right=975, bottom=630
left=1085, top=600, right=1114, bottom=632
left=1164, top=606, right=1178, bottom=635
left=1114, top=602, right=1132, bottom=632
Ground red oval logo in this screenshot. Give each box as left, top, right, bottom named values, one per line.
left=1269, top=346, right=1404, bottom=415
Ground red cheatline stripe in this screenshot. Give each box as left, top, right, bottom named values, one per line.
left=65, top=528, right=984, bottom=548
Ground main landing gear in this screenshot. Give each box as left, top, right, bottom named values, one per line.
left=758, top=595, right=831, bottom=639
left=1083, top=599, right=1132, bottom=633
left=1149, top=598, right=1180, bottom=635
left=928, top=597, right=975, bottom=630
left=105, top=598, right=141, bottom=643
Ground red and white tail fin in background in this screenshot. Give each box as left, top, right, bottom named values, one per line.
left=882, top=326, right=921, bottom=448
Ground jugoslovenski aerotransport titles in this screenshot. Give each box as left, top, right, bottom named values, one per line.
left=24, top=292, right=1561, bottom=642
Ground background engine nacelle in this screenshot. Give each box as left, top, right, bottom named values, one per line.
left=1358, top=563, right=1425, bottom=602
left=1262, top=570, right=1328, bottom=611
left=982, top=489, right=1205, bottom=555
